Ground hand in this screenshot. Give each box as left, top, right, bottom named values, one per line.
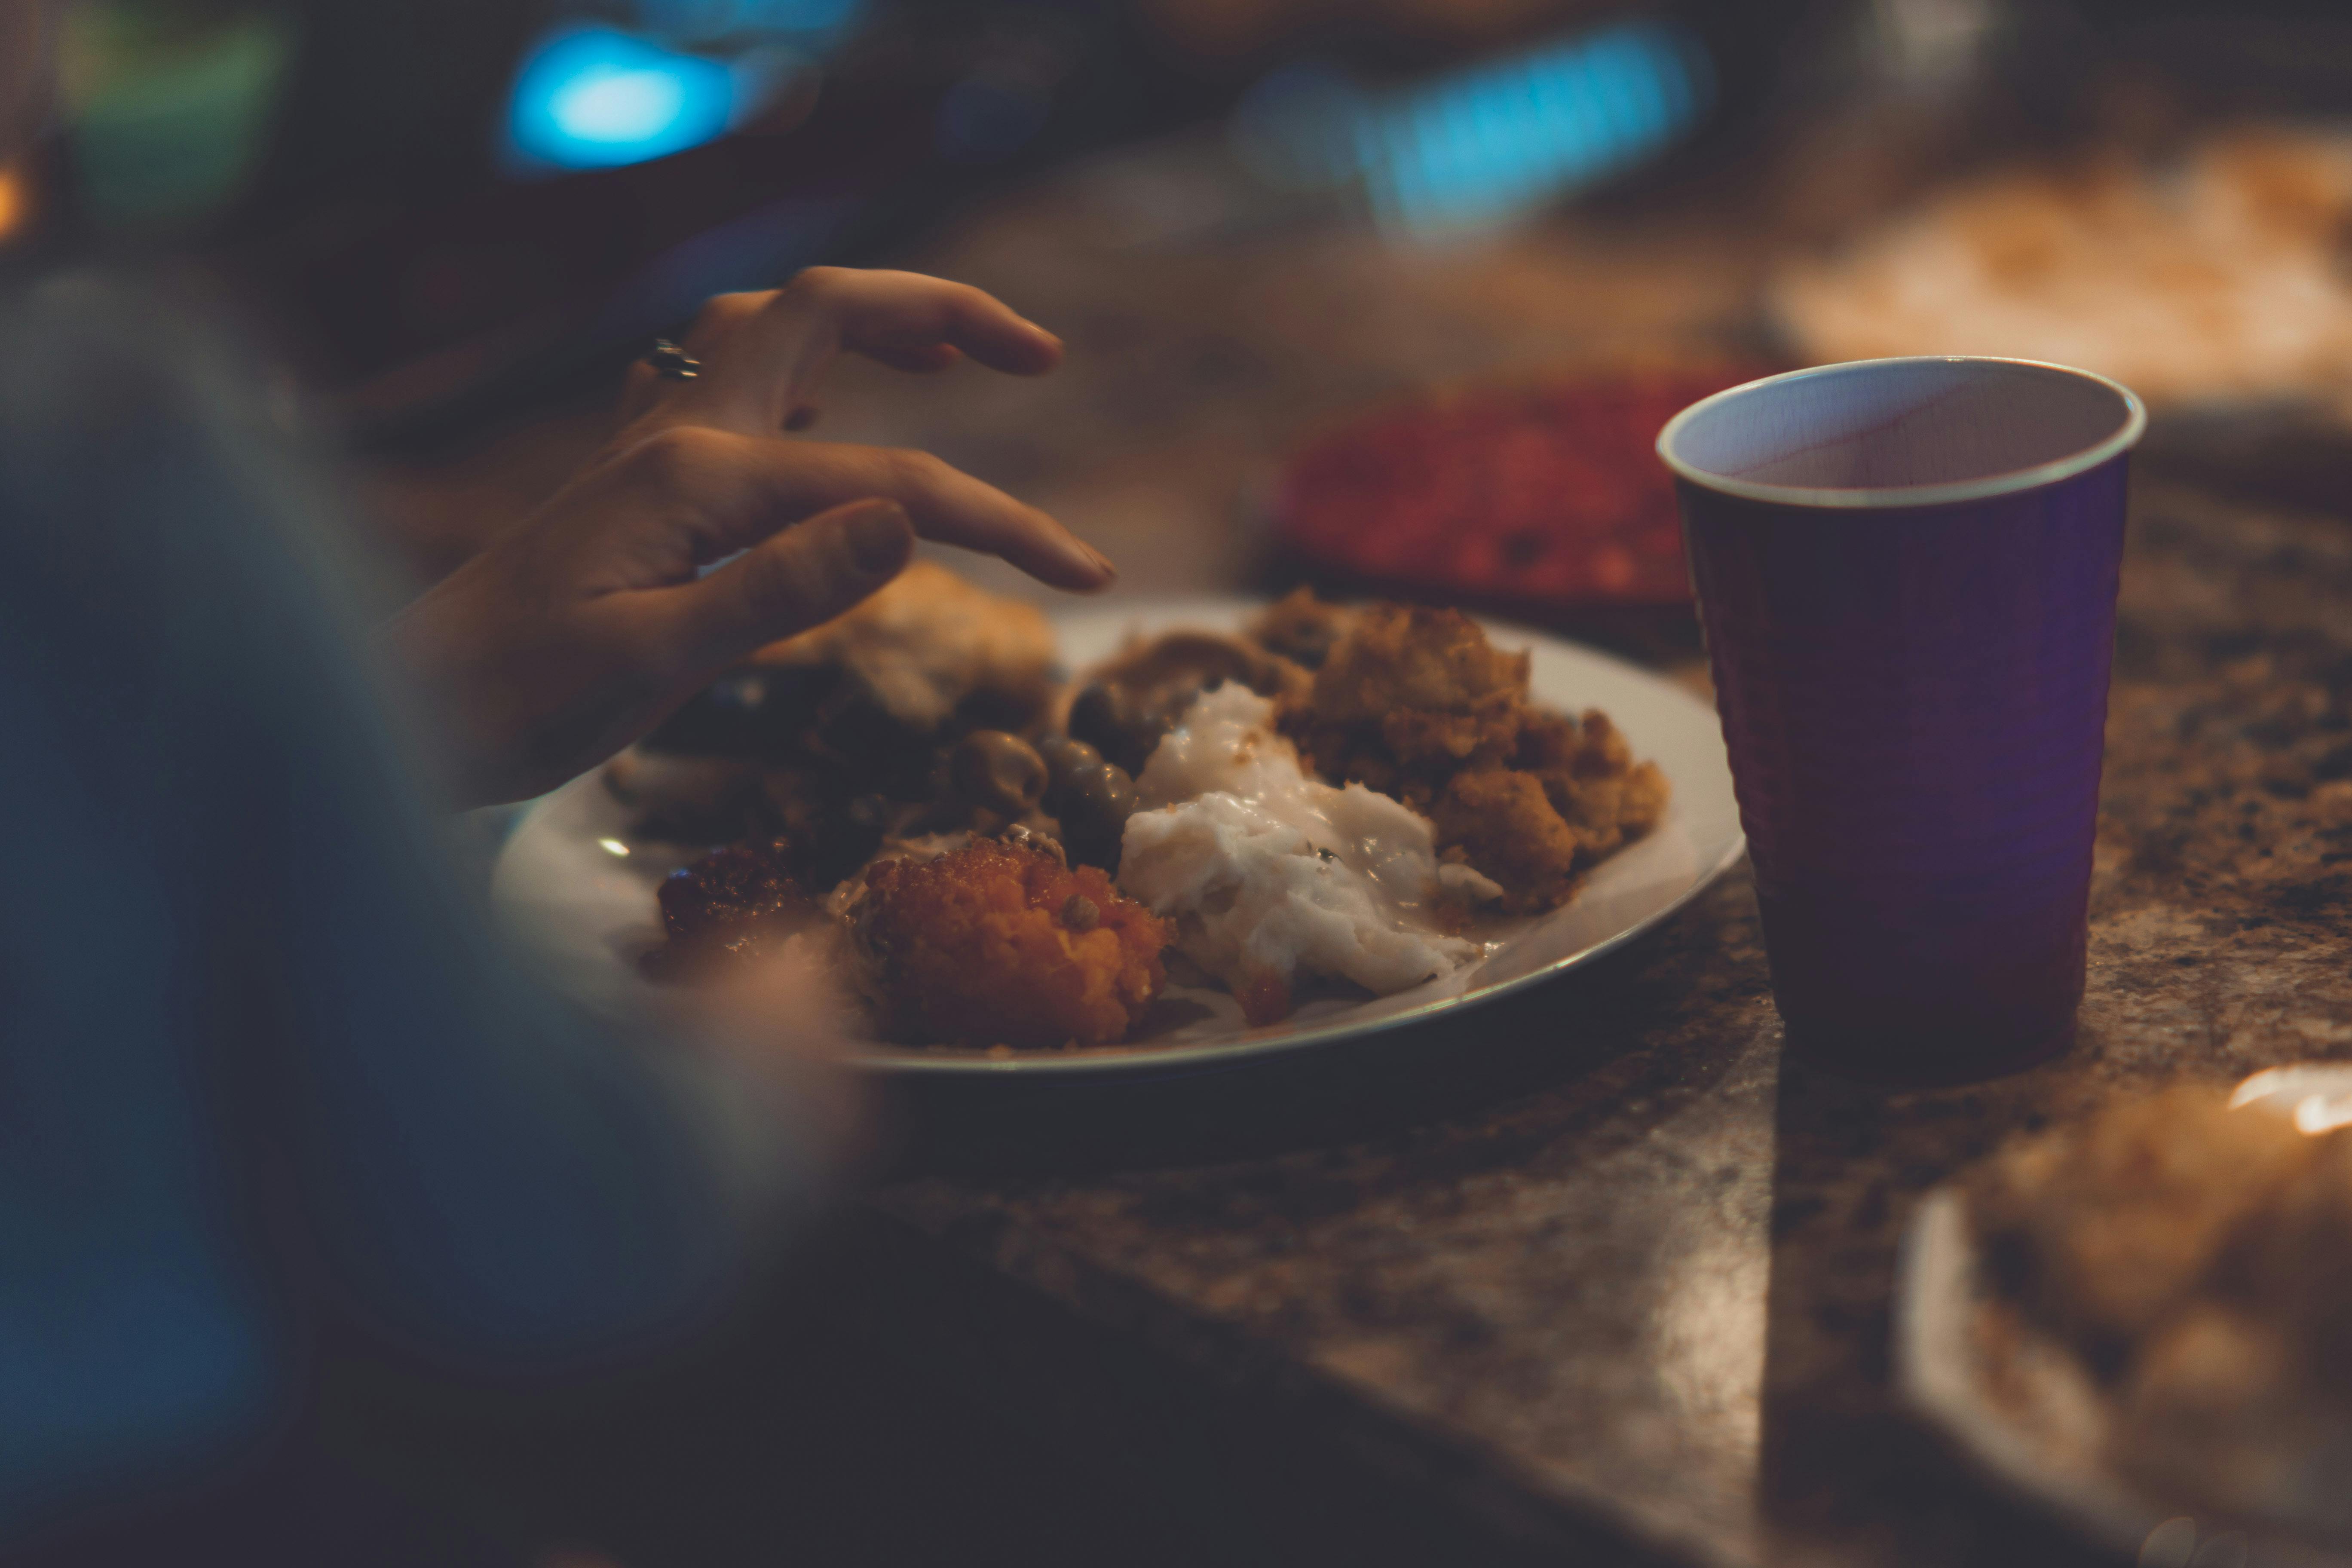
left=382, top=268, right=1113, bottom=806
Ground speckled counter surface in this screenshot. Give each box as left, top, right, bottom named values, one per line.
left=845, top=477, right=2352, bottom=1568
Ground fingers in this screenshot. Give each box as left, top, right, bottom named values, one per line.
left=616, top=425, right=1113, bottom=591
left=814, top=268, right=1061, bottom=376
left=761, top=439, right=1112, bottom=590
left=863, top=341, right=963, bottom=375
left=660, top=498, right=916, bottom=674
left=760, top=267, right=1061, bottom=378
left=638, top=268, right=1063, bottom=435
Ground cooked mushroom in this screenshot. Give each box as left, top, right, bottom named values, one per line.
left=1037, top=733, right=1139, bottom=871
left=1068, top=681, right=1165, bottom=776
left=948, top=730, right=1050, bottom=816
left=1072, top=631, right=1310, bottom=774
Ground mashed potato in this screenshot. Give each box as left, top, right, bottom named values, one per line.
left=1118, top=684, right=1495, bottom=1024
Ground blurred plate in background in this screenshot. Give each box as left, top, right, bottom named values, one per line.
left=1770, top=126, right=2352, bottom=417
left=1271, top=367, right=1770, bottom=609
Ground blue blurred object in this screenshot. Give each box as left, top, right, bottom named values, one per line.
left=502, top=24, right=742, bottom=174
left=633, top=0, right=864, bottom=44
left=1230, top=63, right=1370, bottom=194
left=1233, top=18, right=1712, bottom=236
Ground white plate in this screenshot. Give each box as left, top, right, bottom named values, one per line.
left=1897, top=1074, right=2352, bottom=1565
left=491, top=597, right=1745, bottom=1077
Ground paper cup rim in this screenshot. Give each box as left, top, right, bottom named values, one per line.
left=1655, top=356, right=2148, bottom=511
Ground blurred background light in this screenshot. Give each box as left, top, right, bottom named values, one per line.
left=1230, top=63, right=1370, bottom=193
left=633, top=0, right=865, bottom=46
left=59, top=2, right=294, bottom=232
left=503, top=24, right=746, bottom=175
left=1362, top=19, right=1711, bottom=234
left=1232, top=18, right=1712, bottom=238
left=555, top=64, right=687, bottom=144
left=1871, top=0, right=1997, bottom=90
left=0, top=164, right=28, bottom=245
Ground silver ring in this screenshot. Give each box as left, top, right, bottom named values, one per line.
left=645, top=338, right=702, bottom=380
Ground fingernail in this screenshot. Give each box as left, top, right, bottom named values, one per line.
left=848, top=502, right=913, bottom=574
left=1085, top=544, right=1117, bottom=582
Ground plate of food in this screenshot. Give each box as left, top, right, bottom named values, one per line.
left=490, top=562, right=1743, bottom=1075
left=1898, top=1075, right=2352, bottom=1565
left=1769, top=126, right=2352, bottom=416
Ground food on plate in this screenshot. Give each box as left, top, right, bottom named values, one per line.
left=1282, top=600, right=1669, bottom=913
left=1247, top=586, right=1355, bottom=671
left=944, top=728, right=1049, bottom=817
left=1969, top=1087, right=2313, bottom=1362
left=1429, top=769, right=1586, bottom=916
left=643, top=839, right=821, bottom=980
left=1771, top=128, right=2352, bottom=410
left=1965, top=1086, right=2352, bottom=1531
left=842, top=835, right=1168, bottom=1048
left=1290, top=600, right=1527, bottom=781
left=656, top=557, right=1056, bottom=753
left=1067, top=627, right=1308, bottom=775
left=1033, top=732, right=1139, bottom=873
left=612, top=561, right=1060, bottom=881
left=619, top=568, right=1667, bottom=1047
left=1120, top=683, right=1497, bottom=1025
left=1510, top=707, right=1665, bottom=864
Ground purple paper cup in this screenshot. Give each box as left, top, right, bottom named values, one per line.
left=1657, top=358, right=2145, bottom=1084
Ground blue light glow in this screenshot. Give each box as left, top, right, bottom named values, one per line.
left=504, top=25, right=738, bottom=174
left=1232, top=19, right=1711, bottom=236
left=1370, top=22, right=1709, bottom=231
left=551, top=67, right=688, bottom=145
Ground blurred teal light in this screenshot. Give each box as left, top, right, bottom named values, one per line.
left=555, top=66, right=686, bottom=144
left=633, top=0, right=862, bottom=43
left=1234, top=19, right=1711, bottom=236
left=504, top=24, right=738, bottom=174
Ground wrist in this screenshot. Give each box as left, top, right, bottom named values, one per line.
left=375, top=563, right=515, bottom=808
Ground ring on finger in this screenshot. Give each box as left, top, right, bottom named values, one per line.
left=645, top=338, right=704, bottom=381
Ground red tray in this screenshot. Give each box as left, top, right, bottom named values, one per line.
left=1274, top=367, right=1771, bottom=607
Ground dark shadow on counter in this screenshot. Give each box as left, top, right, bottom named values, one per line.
left=298, top=880, right=1768, bottom=1568
left=1757, top=1040, right=2135, bottom=1567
